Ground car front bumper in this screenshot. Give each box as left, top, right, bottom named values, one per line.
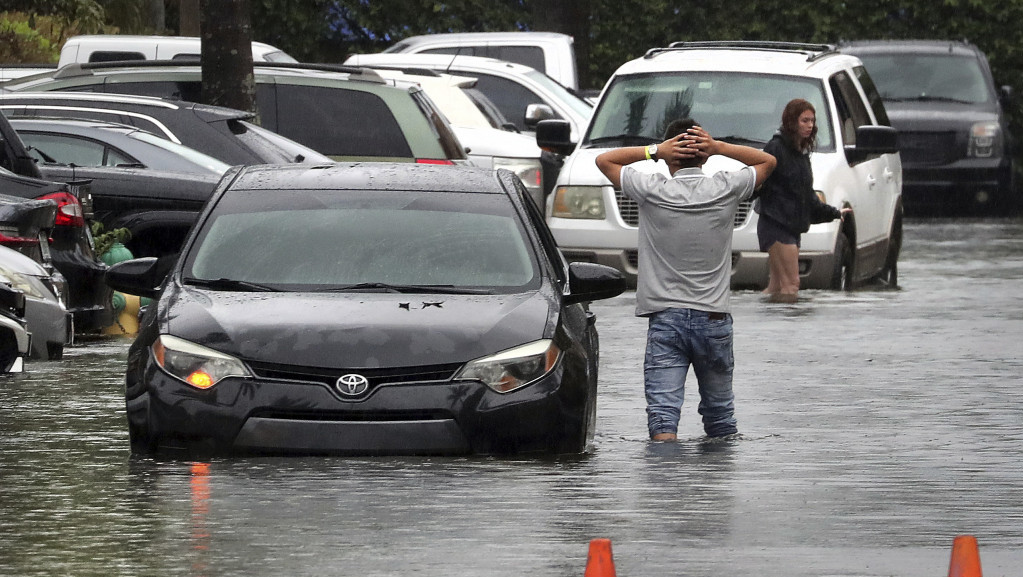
left=901, top=157, right=1015, bottom=211
left=127, top=357, right=589, bottom=456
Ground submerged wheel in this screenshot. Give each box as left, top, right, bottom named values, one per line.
left=829, top=231, right=854, bottom=291
left=876, top=215, right=902, bottom=288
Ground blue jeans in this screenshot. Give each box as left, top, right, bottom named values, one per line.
left=644, top=308, right=737, bottom=438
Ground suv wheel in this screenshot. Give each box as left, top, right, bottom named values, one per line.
left=830, top=231, right=854, bottom=290
left=875, top=214, right=902, bottom=288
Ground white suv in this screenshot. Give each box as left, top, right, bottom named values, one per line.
left=537, top=41, right=903, bottom=290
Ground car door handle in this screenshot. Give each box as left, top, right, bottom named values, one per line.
left=883, top=168, right=894, bottom=182
left=866, top=174, right=877, bottom=189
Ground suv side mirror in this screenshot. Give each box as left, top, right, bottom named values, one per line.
left=564, top=262, right=626, bottom=305
left=536, top=119, right=576, bottom=156
left=845, top=125, right=899, bottom=163
left=524, top=103, right=556, bottom=128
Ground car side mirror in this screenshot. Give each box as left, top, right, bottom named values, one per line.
left=524, top=103, right=556, bottom=128
left=536, top=119, right=576, bottom=156
left=845, top=125, right=899, bottom=163
left=564, top=262, right=627, bottom=305
left=105, top=255, right=176, bottom=300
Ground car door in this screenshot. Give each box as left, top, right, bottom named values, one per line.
left=829, top=70, right=891, bottom=271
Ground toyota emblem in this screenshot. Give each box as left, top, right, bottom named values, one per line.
left=336, top=373, right=370, bottom=397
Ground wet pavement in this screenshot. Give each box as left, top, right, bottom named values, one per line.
left=1, top=217, right=1021, bottom=577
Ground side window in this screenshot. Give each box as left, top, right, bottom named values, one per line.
left=829, top=71, right=872, bottom=146
left=20, top=132, right=138, bottom=167
left=422, top=47, right=481, bottom=58
left=492, top=46, right=546, bottom=75
left=88, top=51, right=145, bottom=63
left=472, top=73, right=560, bottom=132
left=106, top=80, right=203, bottom=103
left=852, top=65, right=890, bottom=126
left=514, top=173, right=566, bottom=285
left=273, top=85, right=412, bottom=158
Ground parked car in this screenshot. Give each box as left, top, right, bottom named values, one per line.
left=838, top=39, right=1017, bottom=214
left=0, top=243, right=72, bottom=360
left=11, top=117, right=231, bottom=176
left=1, top=61, right=468, bottom=164
left=57, top=34, right=297, bottom=67
left=0, top=92, right=333, bottom=166
left=343, top=53, right=594, bottom=140
left=382, top=31, right=580, bottom=90
left=0, top=165, right=111, bottom=333
left=105, top=162, right=626, bottom=456
left=537, top=41, right=903, bottom=290
left=365, top=67, right=547, bottom=206
left=0, top=279, right=30, bottom=373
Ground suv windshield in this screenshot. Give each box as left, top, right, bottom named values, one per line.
left=854, top=54, right=992, bottom=104
left=586, top=72, right=833, bottom=151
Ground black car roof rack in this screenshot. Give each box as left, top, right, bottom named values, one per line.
left=52, top=59, right=388, bottom=84
left=645, top=41, right=838, bottom=62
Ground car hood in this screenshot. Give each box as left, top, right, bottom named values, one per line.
left=882, top=99, right=1000, bottom=132
left=160, top=285, right=554, bottom=368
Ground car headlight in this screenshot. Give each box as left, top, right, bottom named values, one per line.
left=453, top=339, right=561, bottom=393
left=494, top=157, right=543, bottom=197
left=551, top=185, right=606, bottom=219
left=152, top=334, right=253, bottom=389
left=968, top=121, right=1002, bottom=158
left=0, top=265, right=51, bottom=301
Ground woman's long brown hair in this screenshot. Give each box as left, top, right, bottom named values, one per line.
left=780, top=98, right=817, bottom=153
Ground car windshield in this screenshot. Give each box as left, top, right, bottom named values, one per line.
left=585, top=72, right=833, bottom=151
left=854, top=53, right=992, bottom=104
left=182, top=188, right=539, bottom=293
left=128, top=129, right=232, bottom=174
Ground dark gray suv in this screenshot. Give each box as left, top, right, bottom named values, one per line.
left=839, top=40, right=1017, bottom=214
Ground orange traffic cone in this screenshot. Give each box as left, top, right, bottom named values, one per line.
left=584, top=538, right=617, bottom=577
left=948, top=535, right=982, bottom=577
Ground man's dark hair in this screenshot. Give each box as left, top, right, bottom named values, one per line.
left=663, top=118, right=698, bottom=140
left=663, top=118, right=702, bottom=168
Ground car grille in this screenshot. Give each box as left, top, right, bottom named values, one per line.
left=245, top=360, right=464, bottom=389
left=897, top=131, right=960, bottom=165
left=615, top=189, right=753, bottom=229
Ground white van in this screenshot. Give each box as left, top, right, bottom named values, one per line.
left=382, top=31, right=579, bottom=90
left=537, top=41, right=904, bottom=290
left=57, top=35, right=297, bottom=67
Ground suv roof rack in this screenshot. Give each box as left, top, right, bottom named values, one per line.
left=51, top=59, right=387, bottom=84
left=646, top=41, right=838, bottom=62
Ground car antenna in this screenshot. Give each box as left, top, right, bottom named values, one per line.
left=444, top=47, right=468, bottom=76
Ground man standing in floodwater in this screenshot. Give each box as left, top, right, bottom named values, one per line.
left=595, top=119, right=775, bottom=441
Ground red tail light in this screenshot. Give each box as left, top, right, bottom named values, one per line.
left=38, top=192, right=85, bottom=228
left=415, top=158, right=456, bottom=165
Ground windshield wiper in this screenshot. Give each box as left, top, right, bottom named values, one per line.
left=716, top=135, right=767, bottom=146
left=584, top=134, right=659, bottom=148
left=182, top=277, right=281, bottom=292
left=25, top=145, right=60, bottom=164
left=315, top=282, right=493, bottom=295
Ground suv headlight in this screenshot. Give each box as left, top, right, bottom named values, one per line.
left=551, top=185, right=606, bottom=219
left=453, top=339, right=561, bottom=393
left=152, top=334, right=253, bottom=389
left=493, top=157, right=543, bottom=198
left=968, top=121, right=1002, bottom=158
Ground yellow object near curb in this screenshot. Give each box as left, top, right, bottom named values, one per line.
left=102, top=293, right=141, bottom=336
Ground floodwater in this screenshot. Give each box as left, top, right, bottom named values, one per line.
left=2, top=218, right=1021, bottom=577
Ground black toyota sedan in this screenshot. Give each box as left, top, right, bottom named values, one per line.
left=106, top=163, right=625, bottom=456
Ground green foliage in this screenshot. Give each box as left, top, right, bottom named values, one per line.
left=0, top=13, right=59, bottom=63
left=91, top=222, right=132, bottom=258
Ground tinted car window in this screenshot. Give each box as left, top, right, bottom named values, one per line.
left=272, top=85, right=412, bottom=157
left=186, top=189, right=538, bottom=291
left=472, top=73, right=559, bottom=132
left=830, top=71, right=873, bottom=146
left=89, top=51, right=145, bottom=63
left=104, top=80, right=203, bottom=102
left=852, top=65, right=890, bottom=126
left=855, top=53, right=993, bottom=104
left=21, top=132, right=137, bottom=167
left=491, top=46, right=546, bottom=74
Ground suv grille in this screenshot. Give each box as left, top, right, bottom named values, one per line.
left=898, top=131, right=960, bottom=164
left=615, top=189, right=753, bottom=228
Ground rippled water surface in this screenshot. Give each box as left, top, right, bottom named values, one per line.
left=2, top=218, right=1021, bottom=576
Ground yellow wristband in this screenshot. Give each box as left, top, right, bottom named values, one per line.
left=645, top=145, right=652, bottom=160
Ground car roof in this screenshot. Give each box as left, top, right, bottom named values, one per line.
left=0, top=91, right=255, bottom=121
left=8, top=116, right=142, bottom=134
left=837, top=39, right=981, bottom=58
left=616, top=42, right=859, bottom=78
left=345, top=53, right=540, bottom=77
left=227, top=162, right=512, bottom=195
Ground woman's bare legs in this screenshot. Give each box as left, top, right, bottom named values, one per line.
left=767, top=241, right=800, bottom=302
